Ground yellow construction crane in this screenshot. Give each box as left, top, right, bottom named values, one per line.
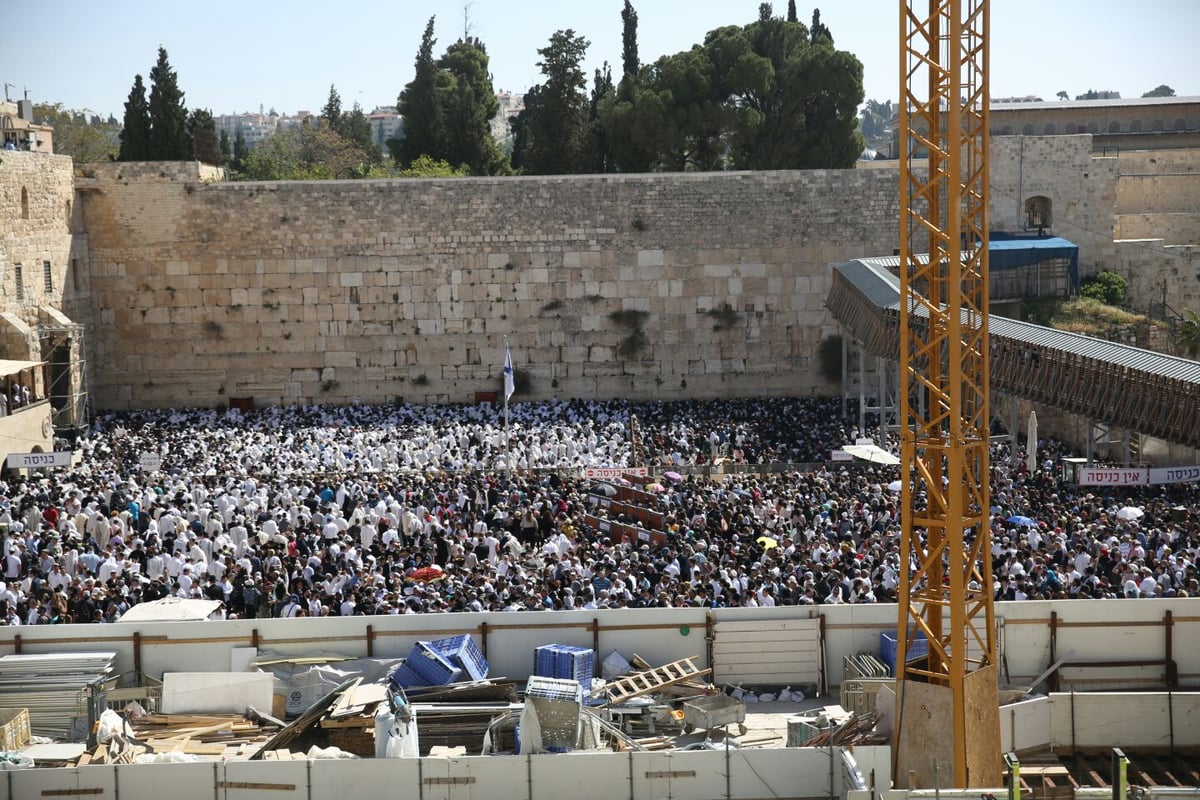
left=894, top=0, right=1002, bottom=789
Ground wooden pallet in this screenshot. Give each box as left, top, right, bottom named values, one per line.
left=595, top=656, right=712, bottom=705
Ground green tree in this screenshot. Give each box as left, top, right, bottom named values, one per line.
left=512, top=30, right=591, bottom=174
left=219, top=129, right=232, bottom=165
left=1142, top=84, right=1175, bottom=98
left=341, top=103, right=379, bottom=162
left=619, top=1, right=639, bottom=101
left=810, top=8, right=833, bottom=45
left=1079, top=270, right=1128, bottom=306
left=1176, top=310, right=1200, bottom=359
left=600, top=9, right=861, bottom=172
left=37, top=103, right=119, bottom=162
left=147, top=46, right=191, bottom=159
left=438, top=38, right=507, bottom=174
left=188, top=109, right=220, bottom=164
left=396, top=17, right=447, bottom=167
left=119, top=74, right=151, bottom=161
left=239, top=119, right=373, bottom=180
left=396, top=154, right=468, bottom=177
left=1056, top=90, right=1069, bottom=101
left=712, top=11, right=862, bottom=169
left=585, top=63, right=616, bottom=173
left=321, top=85, right=344, bottom=133
left=787, top=0, right=798, bottom=22
left=232, top=129, right=248, bottom=172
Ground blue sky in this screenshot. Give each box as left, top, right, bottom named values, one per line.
left=3, top=0, right=1198, bottom=118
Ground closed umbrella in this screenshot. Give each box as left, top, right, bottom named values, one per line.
left=1026, top=410, right=1038, bottom=474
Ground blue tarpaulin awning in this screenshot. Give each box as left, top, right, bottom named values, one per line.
left=988, top=235, right=1079, bottom=289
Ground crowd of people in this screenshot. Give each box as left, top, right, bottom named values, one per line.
left=0, top=398, right=1196, bottom=625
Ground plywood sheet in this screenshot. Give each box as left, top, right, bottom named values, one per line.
left=964, top=665, right=1003, bottom=787
left=713, top=618, right=821, bottom=686
left=894, top=679, right=955, bottom=789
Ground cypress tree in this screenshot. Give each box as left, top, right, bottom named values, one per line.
left=618, top=1, right=640, bottom=102
left=396, top=17, right=446, bottom=167
left=118, top=74, right=151, bottom=161
left=321, top=85, right=344, bottom=134
left=189, top=109, right=220, bottom=164
left=148, top=46, right=191, bottom=160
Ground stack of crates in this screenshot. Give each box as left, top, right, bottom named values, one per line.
left=428, top=634, right=489, bottom=681
left=392, top=635, right=489, bottom=689
left=533, top=644, right=594, bottom=691
left=879, top=630, right=929, bottom=676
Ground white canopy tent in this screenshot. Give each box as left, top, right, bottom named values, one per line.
left=841, top=443, right=901, bottom=466
left=118, top=596, right=224, bottom=623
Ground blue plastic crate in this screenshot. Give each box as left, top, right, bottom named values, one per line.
left=533, top=644, right=593, bottom=691
left=554, top=646, right=594, bottom=690
left=880, top=630, right=929, bottom=675
left=428, top=634, right=489, bottom=681
left=390, top=663, right=428, bottom=689
left=534, top=645, right=559, bottom=678
left=406, top=641, right=464, bottom=685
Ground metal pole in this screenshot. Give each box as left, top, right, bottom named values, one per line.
left=1005, top=752, right=1020, bottom=800
left=503, top=336, right=511, bottom=473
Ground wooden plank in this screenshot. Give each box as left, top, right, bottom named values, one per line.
left=713, top=621, right=820, bottom=634
left=712, top=631, right=820, bottom=644
left=712, top=650, right=820, bottom=665
left=250, top=677, right=358, bottom=760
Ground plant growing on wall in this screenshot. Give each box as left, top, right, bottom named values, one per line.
left=1079, top=271, right=1128, bottom=306
left=609, top=308, right=650, bottom=359
left=817, top=334, right=844, bottom=384
left=1176, top=310, right=1200, bottom=359
left=704, top=303, right=741, bottom=332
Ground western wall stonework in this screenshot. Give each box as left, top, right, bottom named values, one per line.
left=78, top=165, right=902, bottom=410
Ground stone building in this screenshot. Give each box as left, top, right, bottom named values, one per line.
left=989, top=95, right=1200, bottom=150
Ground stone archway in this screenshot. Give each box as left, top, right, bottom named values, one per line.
left=1024, top=196, right=1052, bottom=232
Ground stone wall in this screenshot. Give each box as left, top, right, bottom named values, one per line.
left=990, top=136, right=1200, bottom=312
left=79, top=166, right=902, bottom=409
left=0, top=150, right=78, bottom=349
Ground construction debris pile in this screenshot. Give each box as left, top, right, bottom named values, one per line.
left=4, top=641, right=832, bottom=767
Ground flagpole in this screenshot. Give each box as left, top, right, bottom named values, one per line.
left=503, top=336, right=512, bottom=474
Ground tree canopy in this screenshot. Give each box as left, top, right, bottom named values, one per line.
left=596, top=6, right=863, bottom=173
left=396, top=18, right=448, bottom=168
left=118, top=74, right=151, bottom=161
left=147, top=46, right=191, bottom=160
left=511, top=30, right=592, bottom=174
left=1142, top=84, right=1176, bottom=98
left=239, top=118, right=377, bottom=180
left=394, top=20, right=508, bottom=175
left=188, top=108, right=220, bottom=165
left=39, top=103, right=120, bottom=162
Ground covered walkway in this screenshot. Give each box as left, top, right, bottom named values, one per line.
left=825, top=257, right=1200, bottom=449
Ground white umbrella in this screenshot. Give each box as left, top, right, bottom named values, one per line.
left=842, top=443, right=901, bottom=466
left=887, top=480, right=903, bottom=493
left=1116, top=506, right=1144, bottom=521
left=1026, top=410, right=1038, bottom=474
